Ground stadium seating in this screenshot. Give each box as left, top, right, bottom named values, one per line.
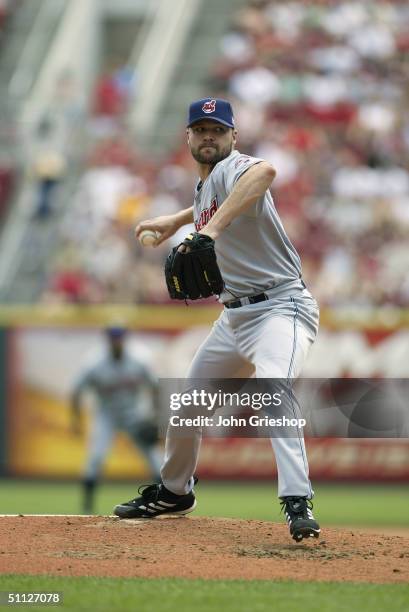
left=4, top=0, right=409, bottom=307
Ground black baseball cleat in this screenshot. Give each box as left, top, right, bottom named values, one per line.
left=280, top=496, right=320, bottom=542
left=113, top=482, right=197, bottom=519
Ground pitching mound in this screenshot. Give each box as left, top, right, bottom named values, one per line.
left=0, top=516, right=408, bottom=583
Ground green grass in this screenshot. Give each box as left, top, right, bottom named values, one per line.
left=1, top=480, right=408, bottom=527
left=0, top=576, right=408, bottom=612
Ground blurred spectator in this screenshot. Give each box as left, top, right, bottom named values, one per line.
left=0, top=0, right=11, bottom=32
left=90, top=61, right=134, bottom=138
left=0, top=154, right=15, bottom=223
left=93, top=70, right=125, bottom=118
left=30, top=118, right=66, bottom=219
left=50, top=70, right=85, bottom=161
left=229, top=65, right=281, bottom=106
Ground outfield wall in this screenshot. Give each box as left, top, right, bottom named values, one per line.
left=1, top=305, right=408, bottom=481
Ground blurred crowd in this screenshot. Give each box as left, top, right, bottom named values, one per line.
left=35, top=0, right=409, bottom=307
left=209, top=0, right=409, bottom=308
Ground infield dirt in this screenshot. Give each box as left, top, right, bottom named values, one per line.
left=1, top=516, right=408, bottom=583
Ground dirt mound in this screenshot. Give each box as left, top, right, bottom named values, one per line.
left=1, top=515, right=408, bottom=583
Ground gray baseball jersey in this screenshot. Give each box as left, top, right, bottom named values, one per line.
left=73, top=350, right=162, bottom=482
left=72, top=351, right=156, bottom=429
left=193, top=149, right=303, bottom=303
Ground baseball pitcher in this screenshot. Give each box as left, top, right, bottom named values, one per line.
left=114, top=98, right=320, bottom=541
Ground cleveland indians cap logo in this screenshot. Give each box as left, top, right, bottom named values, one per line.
left=202, top=99, right=216, bottom=114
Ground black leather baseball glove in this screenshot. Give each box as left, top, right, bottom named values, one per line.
left=165, top=232, right=224, bottom=300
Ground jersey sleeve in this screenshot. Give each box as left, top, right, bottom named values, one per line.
left=71, top=364, right=96, bottom=397
left=140, top=364, right=158, bottom=388
left=223, top=153, right=265, bottom=195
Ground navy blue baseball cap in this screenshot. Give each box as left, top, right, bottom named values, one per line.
left=187, top=97, right=235, bottom=129
left=106, top=326, right=127, bottom=338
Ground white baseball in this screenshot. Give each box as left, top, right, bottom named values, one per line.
left=139, top=229, right=159, bottom=247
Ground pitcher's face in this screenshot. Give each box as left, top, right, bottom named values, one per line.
left=187, top=120, right=237, bottom=165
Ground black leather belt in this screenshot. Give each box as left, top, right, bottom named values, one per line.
left=224, top=280, right=306, bottom=309
left=224, top=292, right=269, bottom=309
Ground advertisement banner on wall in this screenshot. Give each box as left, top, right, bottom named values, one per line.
left=5, top=324, right=409, bottom=480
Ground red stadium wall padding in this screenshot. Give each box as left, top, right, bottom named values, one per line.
left=198, top=438, right=409, bottom=482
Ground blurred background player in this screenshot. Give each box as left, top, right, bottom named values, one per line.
left=70, top=326, right=162, bottom=514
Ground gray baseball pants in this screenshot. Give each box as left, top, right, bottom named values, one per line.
left=161, top=292, right=319, bottom=498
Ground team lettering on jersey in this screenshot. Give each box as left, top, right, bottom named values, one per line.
left=195, top=196, right=218, bottom=231
left=235, top=154, right=252, bottom=169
